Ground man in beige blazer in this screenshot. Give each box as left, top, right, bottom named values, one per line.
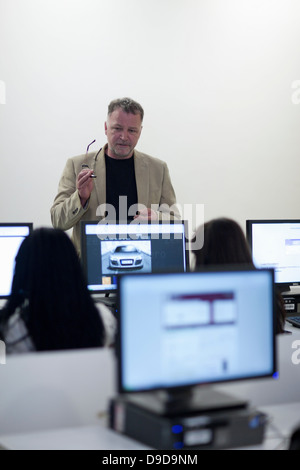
left=50, top=98, right=180, bottom=255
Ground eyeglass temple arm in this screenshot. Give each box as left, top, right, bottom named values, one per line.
left=86, top=139, right=96, bottom=153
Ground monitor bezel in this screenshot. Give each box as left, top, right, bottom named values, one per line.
left=80, top=219, right=190, bottom=296
left=246, top=218, right=300, bottom=292
left=0, top=222, right=34, bottom=300
left=116, top=266, right=277, bottom=396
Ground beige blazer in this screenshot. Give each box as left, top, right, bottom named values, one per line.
left=50, top=145, right=180, bottom=254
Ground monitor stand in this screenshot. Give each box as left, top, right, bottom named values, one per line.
left=125, top=386, right=248, bottom=417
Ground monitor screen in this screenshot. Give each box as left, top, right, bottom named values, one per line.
left=117, top=268, right=276, bottom=395
left=246, top=219, right=300, bottom=290
left=0, top=223, right=33, bottom=299
left=81, top=220, right=189, bottom=295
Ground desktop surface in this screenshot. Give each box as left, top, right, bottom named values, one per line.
left=1, top=402, right=299, bottom=450
left=0, top=330, right=299, bottom=449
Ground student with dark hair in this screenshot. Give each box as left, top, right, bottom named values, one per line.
left=192, top=217, right=253, bottom=266
left=192, top=217, right=286, bottom=334
left=0, top=228, right=116, bottom=353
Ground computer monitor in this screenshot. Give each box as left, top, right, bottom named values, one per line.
left=117, top=268, right=276, bottom=413
left=246, top=219, right=300, bottom=292
left=81, top=220, right=189, bottom=295
left=0, top=223, right=33, bottom=299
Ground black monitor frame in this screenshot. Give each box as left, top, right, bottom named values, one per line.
left=80, top=219, right=190, bottom=296
left=0, top=222, right=33, bottom=299
left=246, top=219, right=300, bottom=292
left=116, top=266, right=277, bottom=410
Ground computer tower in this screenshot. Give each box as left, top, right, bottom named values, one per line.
left=109, top=394, right=267, bottom=450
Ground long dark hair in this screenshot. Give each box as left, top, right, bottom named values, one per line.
left=0, top=228, right=105, bottom=350
left=192, top=218, right=253, bottom=266
left=192, top=217, right=286, bottom=334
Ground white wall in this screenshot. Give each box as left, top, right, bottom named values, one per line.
left=1, top=0, right=300, bottom=235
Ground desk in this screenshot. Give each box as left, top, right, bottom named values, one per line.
left=1, top=328, right=300, bottom=437
left=0, top=402, right=299, bottom=450
left=0, top=421, right=150, bottom=451
left=0, top=348, right=116, bottom=435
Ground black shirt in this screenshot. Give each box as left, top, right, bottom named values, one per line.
left=105, top=154, right=138, bottom=222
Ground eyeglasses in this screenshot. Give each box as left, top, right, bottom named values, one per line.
left=82, top=139, right=97, bottom=178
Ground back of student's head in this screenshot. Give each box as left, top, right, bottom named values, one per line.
left=192, top=217, right=286, bottom=334
left=192, top=217, right=253, bottom=267
left=3, top=227, right=105, bottom=351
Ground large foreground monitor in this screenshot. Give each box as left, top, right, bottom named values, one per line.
left=246, top=219, right=300, bottom=292
left=0, top=223, right=33, bottom=299
left=117, top=268, right=276, bottom=409
left=81, top=220, right=189, bottom=295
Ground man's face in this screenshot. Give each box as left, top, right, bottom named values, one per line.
left=105, top=109, right=143, bottom=159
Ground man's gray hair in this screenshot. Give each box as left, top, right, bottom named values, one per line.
left=108, top=97, right=144, bottom=121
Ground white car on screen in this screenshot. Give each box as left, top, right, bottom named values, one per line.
left=109, top=245, right=143, bottom=269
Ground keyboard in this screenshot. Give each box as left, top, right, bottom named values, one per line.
left=287, top=316, right=300, bottom=328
